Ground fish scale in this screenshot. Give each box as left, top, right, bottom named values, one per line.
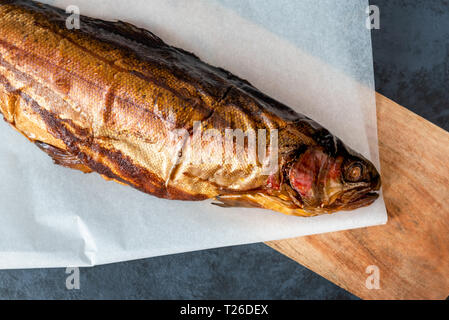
left=0, top=0, right=381, bottom=216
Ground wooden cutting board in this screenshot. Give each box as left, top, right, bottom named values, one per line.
left=266, top=93, right=449, bottom=300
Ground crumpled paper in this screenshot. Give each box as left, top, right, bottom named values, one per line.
left=0, top=0, right=387, bottom=269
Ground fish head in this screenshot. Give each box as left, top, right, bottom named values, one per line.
left=287, top=137, right=381, bottom=214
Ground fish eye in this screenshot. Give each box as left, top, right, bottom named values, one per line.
left=346, top=162, right=363, bottom=182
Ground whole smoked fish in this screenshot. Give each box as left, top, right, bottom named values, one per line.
left=0, top=0, right=381, bottom=216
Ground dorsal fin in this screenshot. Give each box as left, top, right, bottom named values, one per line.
left=85, top=19, right=167, bottom=48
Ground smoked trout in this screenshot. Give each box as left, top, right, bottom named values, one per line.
left=0, top=0, right=381, bottom=216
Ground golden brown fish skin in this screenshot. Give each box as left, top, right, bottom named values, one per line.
left=0, top=0, right=381, bottom=216
left=0, top=0, right=306, bottom=197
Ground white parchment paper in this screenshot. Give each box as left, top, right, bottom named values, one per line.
left=0, top=0, right=387, bottom=269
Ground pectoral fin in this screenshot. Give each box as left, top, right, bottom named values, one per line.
left=35, top=141, right=92, bottom=173
left=214, top=194, right=264, bottom=209
left=214, top=192, right=315, bottom=217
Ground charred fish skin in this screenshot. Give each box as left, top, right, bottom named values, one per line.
left=0, top=0, right=381, bottom=216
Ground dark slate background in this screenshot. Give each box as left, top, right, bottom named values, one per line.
left=372, top=0, right=449, bottom=131
left=0, top=0, right=448, bottom=299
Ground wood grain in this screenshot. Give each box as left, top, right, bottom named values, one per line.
left=266, top=93, right=449, bottom=300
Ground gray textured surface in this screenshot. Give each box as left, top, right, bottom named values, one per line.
left=0, top=0, right=448, bottom=299
left=0, top=244, right=356, bottom=299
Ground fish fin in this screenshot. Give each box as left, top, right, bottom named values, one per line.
left=35, top=141, right=92, bottom=174
left=110, top=20, right=166, bottom=47
left=86, top=18, right=167, bottom=48
left=214, top=193, right=315, bottom=217
left=213, top=194, right=264, bottom=209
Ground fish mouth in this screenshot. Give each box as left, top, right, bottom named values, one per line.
left=344, top=191, right=379, bottom=209
left=327, top=189, right=380, bottom=211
